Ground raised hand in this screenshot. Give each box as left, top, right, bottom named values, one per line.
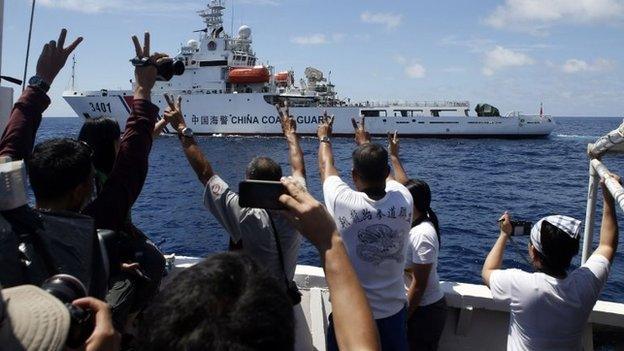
left=388, top=130, right=399, bottom=157
left=318, top=110, right=335, bottom=139
left=35, top=28, right=83, bottom=85
left=352, top=116, right=371, bottom=145
left=131, top=32, right=169, bottom=99
left=278, top=176, right=338, bottom=250
left=498, top=211, right=512, bottom=236
left=276, top=101, right=296, bottom=136
left=600, top=173, right=622, bottom=205
left=164, top=93, right=185, bottom=132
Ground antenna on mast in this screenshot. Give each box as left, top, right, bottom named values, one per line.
left=230, top=0, right=234, bottom=36
left=21, top=0, right=36, bottom=91
left=70, top=55, right=76, bottom=91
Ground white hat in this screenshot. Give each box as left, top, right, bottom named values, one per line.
left=530, top=215, right=582, bottom=254
left=0, top=285, right=71, bottom=351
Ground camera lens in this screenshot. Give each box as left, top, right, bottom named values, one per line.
left=41, top=274, right=88, bottom=304
left=172, top=60, right=185, bottom=76
left=156, top=59, right=185, bottom=81
left=41, top=274, right=94, bottom=349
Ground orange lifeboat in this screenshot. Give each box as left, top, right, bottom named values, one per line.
left=228, top=66, right=270, bottom=84
left=275, top=71, right=293, bottom=86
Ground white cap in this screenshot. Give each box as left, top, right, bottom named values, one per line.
left=530, top=215, right=581, bottom=254
left=0, top=285, right=71, bottom=351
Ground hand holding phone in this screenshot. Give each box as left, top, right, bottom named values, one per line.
left=239, top=180, right=287, bottom=210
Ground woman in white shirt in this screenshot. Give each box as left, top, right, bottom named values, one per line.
left=387, top=133, right=446, bottom=351
left=404, top=180, right=447, bottom=351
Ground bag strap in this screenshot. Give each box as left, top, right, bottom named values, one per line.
left=267, top=213, right=290, bottom=288
left=2, top=208, right=59, bottom=279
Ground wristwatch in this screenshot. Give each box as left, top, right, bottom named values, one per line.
left=28, top=76, right=50, bottom=93
left=319, top=136, right=331, bottom=143
left=180, top=127, right=194, bottom=138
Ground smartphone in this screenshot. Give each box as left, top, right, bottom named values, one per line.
left=239, top=180, right=287, bottom=210
left=510, top=220, right=532, bottom=236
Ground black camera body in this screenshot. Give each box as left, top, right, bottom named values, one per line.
left=130, top=56, right=185, bottom=81
left=41, top=274, right=95, bottom=349
left=510, top=220, right=533, bottom=236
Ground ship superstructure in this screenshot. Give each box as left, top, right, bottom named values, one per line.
left=63, top=0, right=555, bottom=138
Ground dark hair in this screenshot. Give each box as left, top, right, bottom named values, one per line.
left=77, top=117, right=121, bottom=175
left=405, top=179, right=441, bottom=245
left=537, top=220, right=580, bottom=277
left=246, top=156, right=283, bottom=181
left=352, top=143, right=390, bottom=183
left=137, top=252, right=294, bottom=351
left=26, top=138, right=93, bottom=201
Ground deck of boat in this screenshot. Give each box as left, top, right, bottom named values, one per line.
left=166, top=256, right=624, bottom=351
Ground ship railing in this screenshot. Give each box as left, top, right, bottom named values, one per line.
left=347, top=100, right=470, bottom=108
left=582, top=119, right=624, bottom=263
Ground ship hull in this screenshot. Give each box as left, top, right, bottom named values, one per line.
left=63, top=90, right=555, bottom=138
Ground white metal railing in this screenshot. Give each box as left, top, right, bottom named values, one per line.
left=581, top=119, right=624, bottom=263
left=346, top=100, right=470, bottom=108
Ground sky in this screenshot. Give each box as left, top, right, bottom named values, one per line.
left=2, top=0, right=624, bottom=117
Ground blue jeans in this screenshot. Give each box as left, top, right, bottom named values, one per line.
left=326, top=305, right=408, bottom=351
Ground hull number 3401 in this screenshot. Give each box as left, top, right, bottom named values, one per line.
left=89, top=102, right=112, bottom=114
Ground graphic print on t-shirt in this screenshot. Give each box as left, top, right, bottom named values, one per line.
left=357, top=223, right=405, bottom=265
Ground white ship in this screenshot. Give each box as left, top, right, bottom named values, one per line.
left=63, top=0, right=555, bottom=138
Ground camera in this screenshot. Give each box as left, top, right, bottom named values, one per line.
left=239, top=180, right=287, bottom=210
left=510, top=220, right=532, bottom=236
left=130, top=56, right=185, bottom=81
left=41, top=274, right=95, bottom=349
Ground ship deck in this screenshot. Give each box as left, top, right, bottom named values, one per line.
left=166, top=256, right=624, bottom=351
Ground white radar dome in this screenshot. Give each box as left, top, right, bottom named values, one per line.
left=238, top=25, right=252, bottom=39
left=187, top=39, right=199, bottom=49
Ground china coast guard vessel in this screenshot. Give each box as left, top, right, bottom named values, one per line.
left=63, top=0, right=555, bottom=138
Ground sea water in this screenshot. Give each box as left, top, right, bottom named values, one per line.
left=36, top=117, right=624, bottom=303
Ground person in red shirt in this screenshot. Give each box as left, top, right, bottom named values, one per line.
left=0, top=29, right=163, bottom=311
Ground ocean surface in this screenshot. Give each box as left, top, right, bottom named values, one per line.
left=36, top=117, right=624, bottom=303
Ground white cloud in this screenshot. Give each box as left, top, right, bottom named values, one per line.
left=442, top=66, right=466, bottom=73
left=360, top=11, right=402, bottom=29
left=404, top=63, right=426, bottom=78
left=38, top=0, right=199, bottom=14
left=394, top=55, right=407, bottom=65
left=439, top=35, right=496, bottom=53
left=394, top=55, right=426, bottom=79
left=331, top=33, right=346, bottom=43
left=37, top=0, right=278, bottom=14
left=561, top=58, right=616, bottom=73
left=290, top=34, right=328, bottom=45
left=290, top=33, right=347, bottom=45
left=485, top=0, right=624, bottom=34
left=482, top=46, right=534, bottom=76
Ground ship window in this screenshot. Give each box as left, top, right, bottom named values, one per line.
left=361, top=110, right=387, bottom=117
left=431, top=109, right=459, bottom=117
left=394, top=110, right=406, bottom=117
left=394, top=110, right=423, bottom=117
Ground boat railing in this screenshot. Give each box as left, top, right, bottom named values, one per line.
left=582, top=119, right=624, bottom=263
left=346, top=100, right=470, bottom=108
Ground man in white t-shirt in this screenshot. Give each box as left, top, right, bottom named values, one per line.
left=318, top=115, right=413, bottom=351
left=482, top=175, right=620, bottom=351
